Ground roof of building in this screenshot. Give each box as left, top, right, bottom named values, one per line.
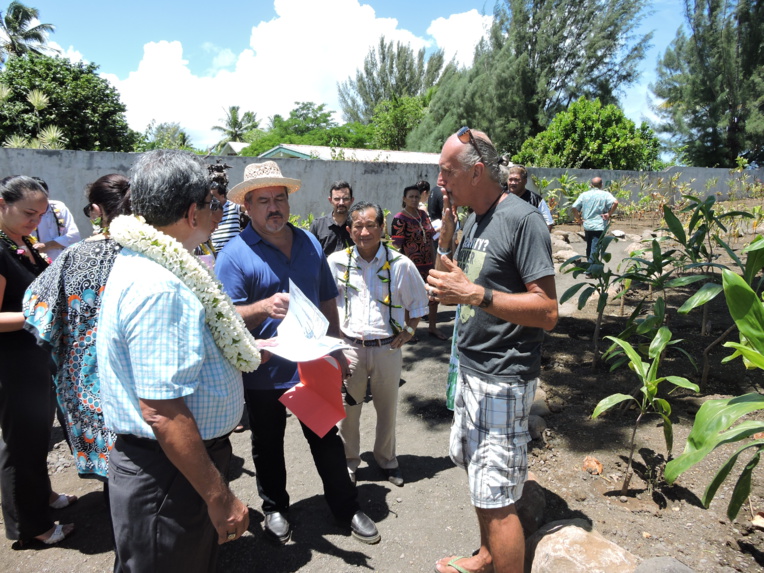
left=258, top=143, right=440, bottom=164
left=220, top=142, right=249, bottom=155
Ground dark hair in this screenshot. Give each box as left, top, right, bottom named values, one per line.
left=129, top=150, right=209, bottom=227
left=31, top=176, right=49, bottom=193
left=86, top=174, right=131, bottom=226
left=348, top=201, right=384, bottom=227
left=416, top=180, right=430, bottom=193
left=330, top=180, right=353, bottom=198
left=0, top=175, right=46, bottom=204
left=402, top=184, right=420, bottom=208
left=210, top=180, right=227, bottom=196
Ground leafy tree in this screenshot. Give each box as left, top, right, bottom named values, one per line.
left=134, top=121, right=194, bottom=152
left=0, top=55, right=137, bottom=151
left=513, top=97, right=661, bottom=170
left=212, top=105, right=259, bottom=151
left=0, top=1, right=55, bottom=63
left=408, top=0, right=652, bottom=154
left=338, top=36, right=447, bottom=124
left=270, top=101, right=336, bottom=136
left=371, top=95, right=425, bottom=150
left=651, top=0, right=764, bottom=166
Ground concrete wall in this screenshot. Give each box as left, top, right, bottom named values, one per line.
left=1, top=148, right=762, bottom=238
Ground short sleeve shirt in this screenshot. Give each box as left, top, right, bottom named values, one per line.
left=572, top=189, right=617, bottom=231
left=97, top=249, right=243, bottom=439
left=455, top=194, right=555, bottom=380
left=309, top=214, right=354, bottom=256
left=215, top=224, right=339, bottom=390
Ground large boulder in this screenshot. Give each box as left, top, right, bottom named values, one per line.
left=526, top=518, right=640, bottom=573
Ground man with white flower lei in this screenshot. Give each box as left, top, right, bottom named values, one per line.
left=97, top=150, right=254, bottom=572
left=216, top=161, right=380, bottom=546
left=327, top=201, right=428, bottom=488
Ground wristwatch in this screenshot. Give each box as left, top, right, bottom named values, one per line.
left=479, top=287, right=493, bottom=308
left=404, top=325, right=415, bottom=336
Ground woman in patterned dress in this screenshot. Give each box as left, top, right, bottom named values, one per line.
left=24, top=174, right=131, bottom=489
left=390, top=184, right=449, bottom=340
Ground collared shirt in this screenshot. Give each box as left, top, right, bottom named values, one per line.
left=327, top=243, right=428, bottom=340
left=97, top=249, right=243, bottom=440
left=216, top=223, right=338, bottom=390
left=572, top=189, right=618, bottom=231
left=309, top=214, right=354, bottom=256
left=210, top=200, right=242, bottom=252
left=33, top=200, right=81, bottom=261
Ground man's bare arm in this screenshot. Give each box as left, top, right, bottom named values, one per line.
left=234, top=293, right=289, bottom=329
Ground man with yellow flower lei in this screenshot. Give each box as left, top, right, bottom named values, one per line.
left=327, top=202, right=429, bottom=488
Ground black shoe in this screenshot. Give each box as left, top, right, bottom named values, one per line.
left=264, top=512, right=291, bottom=544
left=385, top=467, right=404, bottom=487
left=349, top=511, right=380, bottom=544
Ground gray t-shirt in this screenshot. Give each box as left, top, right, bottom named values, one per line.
left=455, top=193, right=555, bottom=380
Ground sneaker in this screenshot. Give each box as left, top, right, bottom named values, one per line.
left=384, top=467, right=404, bottom=487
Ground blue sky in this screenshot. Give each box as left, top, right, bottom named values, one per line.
left=27, top=0, right=684, bottom=150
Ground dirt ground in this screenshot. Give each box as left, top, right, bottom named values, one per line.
left=2, top=209, right=764, bottom=572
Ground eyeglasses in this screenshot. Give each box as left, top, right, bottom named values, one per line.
left=203, top=197, right=222, bottom=212
left=457, top=126, right=486, bottom=165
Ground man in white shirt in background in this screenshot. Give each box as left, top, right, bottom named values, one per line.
left=30, top=177, right=80, bottom=261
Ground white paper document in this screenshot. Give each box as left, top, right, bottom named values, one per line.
left=267, top=279, right=351, bottom=362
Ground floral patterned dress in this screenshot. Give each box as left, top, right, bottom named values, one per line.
left=23, top=237, right=120, bottom=479
left=390, top=208, right=436, bottom=279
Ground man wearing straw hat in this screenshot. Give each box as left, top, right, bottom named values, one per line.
left=216, top=161, right=380, bottom=546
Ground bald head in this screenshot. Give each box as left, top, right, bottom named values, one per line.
left=591, top=177, right=603, bottom=188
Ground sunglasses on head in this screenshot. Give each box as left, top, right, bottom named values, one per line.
left=457, top=126, right=486, bottom=165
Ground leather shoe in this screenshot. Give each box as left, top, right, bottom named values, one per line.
left=385, top=467, right=404, bottom=487
left=264, top=511, right=291, bottom=544
left=349, top=511, right=380, bottom=544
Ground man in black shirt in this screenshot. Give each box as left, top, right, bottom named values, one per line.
left=310, top=181, right=354, bottom=256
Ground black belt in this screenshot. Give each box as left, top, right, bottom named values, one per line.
left=345, top=335, right=395, bottom=347
left=118, top=433, right=231, bottom=451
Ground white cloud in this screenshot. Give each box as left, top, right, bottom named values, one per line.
left=428, top=9, right=492, bottom=68
left=100, top=0, right=491, bottom=150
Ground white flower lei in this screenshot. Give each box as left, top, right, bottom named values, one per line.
left=109, top=215, right=261, bottom=372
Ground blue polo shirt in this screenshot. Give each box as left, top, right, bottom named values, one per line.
left=215, top=223, right=339, bottom=390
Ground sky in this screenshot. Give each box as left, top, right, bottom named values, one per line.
left=25, top=0, right=684, bottom=151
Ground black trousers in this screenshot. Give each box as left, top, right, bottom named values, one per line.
left=585, top=229, right=605, bottom=263
left=108, top=434, right=232, bottom=573
left=0, top=337, right=54, bottom=540
left=245, top=388, right=358, bottom=523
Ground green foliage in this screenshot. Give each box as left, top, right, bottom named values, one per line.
left=407, top=0, right=652, bottom=153
left=338, top=36, right=447, bottom=124
left=0, top=1, right=55, bottom=63
left=593, top=327, right=699, bottom=494
left=371, top=95, right=424, bottom=150
left=134, top=121, right=195, bottom=152
left=240, top=102, right=374, bottom=156
left=0, top=55, right=136, bottom=151
left=651, top=0, right=764, bottom=166
left=513, top=97, right=660, bottom=170
left=665, top=271, right=764, bottom=520
left=212, top=105, right=259, bottom=152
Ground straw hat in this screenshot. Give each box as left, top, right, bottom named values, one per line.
left=227, top=161, right=301, bottom=204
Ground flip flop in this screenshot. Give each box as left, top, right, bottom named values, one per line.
left=428, top=330, right=449, bottom=341
left=434, top=556, right=471, bottom=573
left=49, top=493, right=78, bottom=509
left=39, top=523, right=73, bottom=545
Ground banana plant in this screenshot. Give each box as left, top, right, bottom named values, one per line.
left=665, top=269, right=764, bottom=521
left=593, top=327, right=699, bottom=495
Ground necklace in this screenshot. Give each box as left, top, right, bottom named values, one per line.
left=0, top=229, right=50, bottom=266
left=402, top=208, right=426, bottom=242
left=339, top=243, right=403, bottom=335
left=109, top=215, right=261, bottom=372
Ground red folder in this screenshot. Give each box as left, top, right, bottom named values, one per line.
left=278, top=356, right=346, bottom=437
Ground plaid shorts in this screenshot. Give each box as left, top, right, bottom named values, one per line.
left=449, top=368, right=537, bottom=509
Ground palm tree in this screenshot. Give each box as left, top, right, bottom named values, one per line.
left=0, top=1, right=55, bottom=63
left=212, top=106, right=258, bottom=151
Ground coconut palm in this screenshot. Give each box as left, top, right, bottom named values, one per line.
left=0, top=1, right=55, bottom=63
left=212, top=106, right=258, bottom=152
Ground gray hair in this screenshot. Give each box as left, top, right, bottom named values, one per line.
left=129, top=150, right=209, bottom=227
left=459, top=131, right=502, bottom=184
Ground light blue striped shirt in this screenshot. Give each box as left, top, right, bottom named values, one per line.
left=97, top=249, right=243, bottom=440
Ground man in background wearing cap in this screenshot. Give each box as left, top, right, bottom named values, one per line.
left=216, top=161, right=380, bottom=546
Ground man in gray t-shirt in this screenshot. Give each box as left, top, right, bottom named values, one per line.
left=428, top=128, right=557, bottom=573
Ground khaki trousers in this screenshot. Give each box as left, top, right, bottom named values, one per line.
left=339, top=343, right=402, bottom=476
